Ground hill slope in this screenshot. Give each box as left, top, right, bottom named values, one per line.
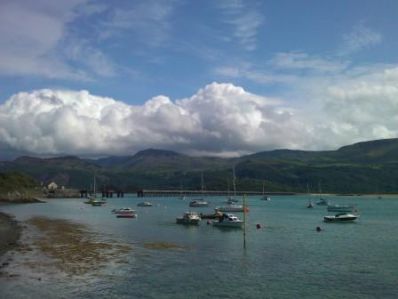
left=1, top=138, right=398, bottom=193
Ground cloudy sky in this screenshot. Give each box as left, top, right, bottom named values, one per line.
left=1, top=0, right=398, bottom=159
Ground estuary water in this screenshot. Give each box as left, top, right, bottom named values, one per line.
left=1, top=194, right=398, bottom=299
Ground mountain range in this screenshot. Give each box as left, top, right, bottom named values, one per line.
left=1, top=138, right=398, bottom=194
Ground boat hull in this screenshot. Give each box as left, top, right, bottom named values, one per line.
left=176, top=218, right=200, bottom=225
left=324, top=214, right=358, bottom=222
left=117, top=214, right=136, bottom=218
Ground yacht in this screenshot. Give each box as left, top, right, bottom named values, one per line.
left=213, top=213, right=243, bottom=228
left=176, top=211, right=201, bottom=225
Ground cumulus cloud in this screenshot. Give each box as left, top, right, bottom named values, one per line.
left=1, top=74, right=398, bottom=159
left=0, top=83, right=311, bottom=158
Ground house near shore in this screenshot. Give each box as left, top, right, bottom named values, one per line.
left=47, top=182, right=58, bottom=191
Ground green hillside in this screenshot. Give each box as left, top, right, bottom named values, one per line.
left=1, top=138, right=398, bottom=194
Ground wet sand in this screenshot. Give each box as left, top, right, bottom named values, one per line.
left=0, top=212, right=21, bottom=259
left=26, top=217, right=132, bottom=276
left=0, top=214, right=132, bottom=283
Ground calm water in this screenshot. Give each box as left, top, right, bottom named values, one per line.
left=1, top=195, right=398, bottom=299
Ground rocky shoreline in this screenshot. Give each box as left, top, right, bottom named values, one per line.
left=0, top=190, right=45, bottom=203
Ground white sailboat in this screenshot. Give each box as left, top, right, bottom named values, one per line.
left=85, top=175, right=106, bottom=206
left=261, top=180, right=271, bottom=201
left=306, top=183, right=314, bottom=208
left=189, top=172, right=208, bottom=207
left=316, top=182, right=329, bottom=206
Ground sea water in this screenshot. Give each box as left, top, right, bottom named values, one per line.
left=1, top=195, right=397, bottom=299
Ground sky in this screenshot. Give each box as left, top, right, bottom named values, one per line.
left=1, top=0, right=398, bottom=159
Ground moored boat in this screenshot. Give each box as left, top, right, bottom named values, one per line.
left=137, top=201, right=153, bottom=207
left=213, top=213, right=243, bottom=228
left=176, top=211, right=201, bottom=225
left=90, top=199, right=106, bottom=206
left=189, top=200, right=209, bottom=207
left=323, top=213, right=359, bottom=223
left=112, top=208, right=137, bottom=218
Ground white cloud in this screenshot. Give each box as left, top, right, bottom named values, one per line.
left=2, top=69, right=398, bottom=158
left=0, top=0, right=89, bottom=79
left=218, top=0, right=264, bottom=51
left=339, top=24, right=382, bottom=55
left=271, top=52, right=349, bottom=73
left=99, top=0, right=177, bottom=47
left=0, top=83, right=310, bottom=157
left=65, top=40, right=116, bottom=77
left=0, top=0, right=120, bottom=80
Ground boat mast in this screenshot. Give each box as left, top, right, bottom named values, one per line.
left=201, top=172, right=204, bottom=195
left=243, top=194, right=247, bottom=250
left=233, top=166, right=237, bottom=198
left=93, top=175, right=96, bottom=198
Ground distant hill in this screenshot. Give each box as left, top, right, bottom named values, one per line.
left=1, top=138, right=398, bottom=194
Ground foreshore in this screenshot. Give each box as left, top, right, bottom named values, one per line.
left=0, top=212, right=21, bottom=259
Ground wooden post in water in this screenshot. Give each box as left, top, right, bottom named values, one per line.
left=243, top=194, right=247, bottom=250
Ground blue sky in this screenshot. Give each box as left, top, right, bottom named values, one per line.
left=1, top=0, right=398, bottom=158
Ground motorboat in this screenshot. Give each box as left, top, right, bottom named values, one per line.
left=176, top=211, right=201, bottom=225
left=213, top=213, right=243, bottom=228
left=215, top=204, right=248, bottom=213
left=90, top=199, right=106, bottom=206
left=112, top=208, right=137, bottom=218
left=323, top=213, right=359, bottom=223
left=137, top=201, right=153, bottom=207
left=327, top=204, right=356, bottom=213
left=307, top=200, right=314, bottom=208
left=189, top=200, right=209, bottom=207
